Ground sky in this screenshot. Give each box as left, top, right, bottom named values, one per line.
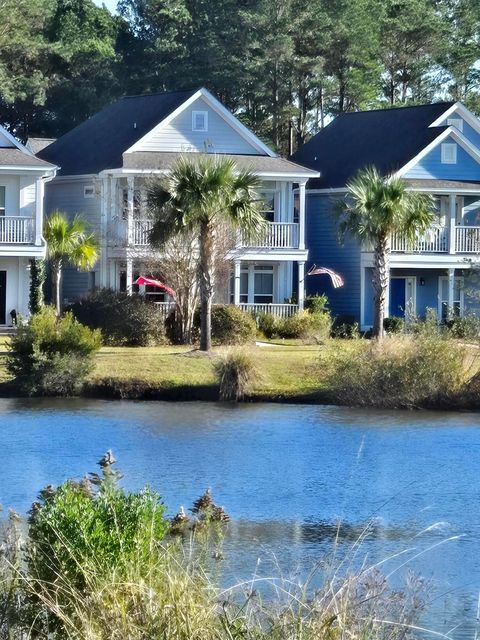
left=93, top=0, right=117, bottom=13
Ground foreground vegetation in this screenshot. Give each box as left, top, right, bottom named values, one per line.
left=0, top=454, right=430, bottom=639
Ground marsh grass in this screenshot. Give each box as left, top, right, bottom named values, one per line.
left=214, top=350, right=257, bottom=401
left=319, top=334, right=478, bottom=409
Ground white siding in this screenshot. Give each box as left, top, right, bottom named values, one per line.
left=132, top=97, right=260, bottom=155
left=19, top=177, right=36, bottom=216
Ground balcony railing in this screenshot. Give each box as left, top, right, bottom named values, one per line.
left=0, top=217, right=34, bottom=244
left=455, top=226, right=480, bottom=253
left=239, top=222, right=299, bottom=249
left=133, top=219, right=153, bottom=246
left=391, top=226, right=448, bottom=253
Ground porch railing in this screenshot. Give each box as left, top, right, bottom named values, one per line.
left=153, top=301, right=176, bottom=320
left=239, top=222, right=299, bottom=249
left=238, top=303, right=299, bottom=318
left=0, top=217, right=34, bottom=244
left=455, top=226, right=480, bottom=253
left=391, top=226, right=448, bottom=253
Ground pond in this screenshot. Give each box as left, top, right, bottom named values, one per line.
left=0, top=398, right=479, bottom=636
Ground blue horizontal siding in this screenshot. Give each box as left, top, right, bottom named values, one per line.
left=405, top=136, right=480, bottom=180
left=306, top=193, right=361, bottom=321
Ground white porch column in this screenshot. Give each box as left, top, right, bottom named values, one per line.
left=385, top=273, right=390, bottom=319
left=126, top=257, right=133, bottom=296
left=34, top=177, right=44, bottom=246
left=447, top=268, right=455, bottom=319
left=449, top=194, right=456, bottom=254
left=127, top=176, right=134, bottom=246
left=109, top=260, right=116, bottom=290
left=298, top=261, right=305, bottom=311
left=233, top=260, right=241, bottom=305
left=360, top=266, right=366, bottom=330
left=247, top=264, right=255, bottom=304
left=298, top=181, right=306, bottom=250
left=99, top=177, right=109, bottom=287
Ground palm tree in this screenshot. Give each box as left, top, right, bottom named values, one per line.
left=44, top=211, right=99, bottom=316
left=147, top=155, right=265, bottom=351
left=338, top=167, right=436, bottom=338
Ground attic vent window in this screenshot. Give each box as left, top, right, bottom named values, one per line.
left=84, top=185, right=95, bottom=198
left=192, top=110, right=208, bottom=132
left=441, top=143, right=457, bottom=164
left=447, top=118, right=463, bottom=132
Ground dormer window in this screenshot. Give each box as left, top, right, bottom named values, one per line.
left=192, top=110, right=208, bottom=132
left=441, top=142, right=457, bottom=164
left=447, top=117, right=463, bottom=132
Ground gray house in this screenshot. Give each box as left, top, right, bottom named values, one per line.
left=38, top=88, right=317, bottom=316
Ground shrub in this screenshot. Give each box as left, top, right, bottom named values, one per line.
left=28, top=258, right=45, bottom=315
left=305, top=293, right=328, bottom=314
left=445, top=313, right=480, bottom=339
left=194, top=305, right=256, bottom=345
left=6, top=307, right=101, bottom=396
left=278, top=310, right=331, bottom=342
left=214, top=350, right=256, bottom=401
left=331, top=314, right=360, bottom=339
left=256, top=311, right=278, bottom=339
left=383, top=316, right=405, bottom=334
left=69, top=289, right=166, bottom=346
left=319, top=335, right=468, bottom=409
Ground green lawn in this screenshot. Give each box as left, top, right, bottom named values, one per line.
left=0, top=337, right=325, bottom=400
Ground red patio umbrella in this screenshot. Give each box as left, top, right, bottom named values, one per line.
left=134, top=276, right=176, bottom=297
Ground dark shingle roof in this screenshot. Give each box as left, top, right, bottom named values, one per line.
left=38, top=89, right=198, bottom=175
left=291, top=102, right=455, bottom=189
left=0, top=148, right=55, bottom=169
left=122, top=151, right=318, bottom=176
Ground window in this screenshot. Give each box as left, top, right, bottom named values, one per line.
left=447, top=118, right=463, bottom=132
left=462, top=196, right=480, bottom=226
left=229, top=269, right=248, bottom=303
left=0, top=187, right=5, bottom=216
left=192, top=110, right=208, bottom=132
left=254, top=265, right=274, bottom=304
left=84, top=185, right=95, bottom=198
left=441, top=143, right=457, bottom=164
left=439, top=277, right=463, bottom=321
left=122, top=188, right=144, bottom=220
left=260, top=191, right=277, bottom=222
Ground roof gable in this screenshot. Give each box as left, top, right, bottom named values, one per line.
left=400, top=129, right=480, bottom=181
left=291, top=102, right=455, bottom=189
left=127, top=88, right=274, bottom=157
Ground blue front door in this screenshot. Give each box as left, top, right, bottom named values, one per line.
left=390, top=278, right=406, bottom=317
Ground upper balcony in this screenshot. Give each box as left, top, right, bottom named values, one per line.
left=390, top=225, right=480, bottom=254
left=0, top=217, right=35, bottom=244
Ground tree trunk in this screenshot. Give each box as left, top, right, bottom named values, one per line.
left=372, top=235, right=390, bottom=339
left=199, top=222, right=215, bottom=351
left=51, top=259, right=62, bottom=317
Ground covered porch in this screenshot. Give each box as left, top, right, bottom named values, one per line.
left=361, top=266, right=475, bottom=329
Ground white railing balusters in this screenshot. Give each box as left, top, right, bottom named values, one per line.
left=238, top=303, right=298, bottom=318
left=0, top=217, right=34, bottom=244
left=455, top=226, right=480, bottom=253
left=391, top=226, right=448, bottom=253
left=239, top=222, right=299, bottom=249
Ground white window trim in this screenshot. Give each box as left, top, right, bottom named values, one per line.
left=441, top=142, right=457, bottom=164
left=84, top=185, right=95, bottom=198
left=259, top=189, right=278, bottom=222
left=0, top=185, right=5, bottom=215
left=447, top=117, right=463, bottom=132
left=438, top=276, right=464, bottom=319
left=192, top=110, right=208, bottom=132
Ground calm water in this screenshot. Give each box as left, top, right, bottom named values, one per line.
left=0, top=398, right=479, bottom=636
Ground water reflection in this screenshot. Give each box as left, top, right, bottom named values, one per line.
left=0, top=398, right=478, bottom=636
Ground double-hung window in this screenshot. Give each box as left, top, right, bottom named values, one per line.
left=0, top=187, right=5, bottom=216
left=439, top=277, right=463, bottom=321
left=254, top=265, right=274, bottom=304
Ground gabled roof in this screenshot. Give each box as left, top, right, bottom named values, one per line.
left=38, top=88, right=278, bottom=176
left=38, top=89, right=198, bottom=175
left=291, top=102, right=455, bottom=189
left=26, top=137, right=57, bottom=155
left=0, top=148, right=55, bottom=169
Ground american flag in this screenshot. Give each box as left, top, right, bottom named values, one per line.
left=307, top=265, right=344, bottom=289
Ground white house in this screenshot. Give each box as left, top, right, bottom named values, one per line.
left=0, top=128, right=56, bottom=325
left=37, top=88, right=318, bottom=316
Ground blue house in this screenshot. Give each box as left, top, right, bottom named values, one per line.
left=292, top=102, right=480, bottom=329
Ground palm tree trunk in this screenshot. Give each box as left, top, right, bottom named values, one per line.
left=51, top=259, right=62, bottom=317
left=372, top=235, right=390, bottom=339
left=199, top=222, right=215, bottom=351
